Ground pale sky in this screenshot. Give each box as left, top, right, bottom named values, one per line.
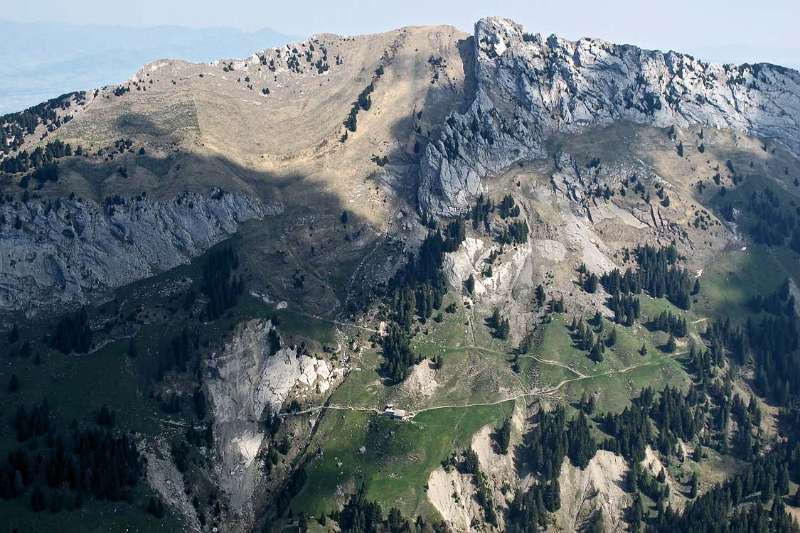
left=4, top=0, right=799, bottom=67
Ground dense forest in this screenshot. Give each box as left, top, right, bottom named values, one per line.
left=0, top=138, right=73, bottom=179
left=0, top=403, right=146, bottom=514
left=509, top=260, right=800, bottom=530
left=380, top=221, right=465, bottom=382
left=49, top=307, right=92, bottom=354
left=600, top=244, right=694, bottom=311
left=201, top=246, right=243, bottom=320
left=326, top=483, right=446, bottom=532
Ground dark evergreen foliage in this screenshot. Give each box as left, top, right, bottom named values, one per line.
left=707, top=312, right=800, bottom=404
left=498, top=194, right=521, bottom=218
left=50, top=307, right=92, bottom=354
left=0, top=406, right=144, bottom=509
left=747, top=280, right=795, bottom=317
left=600, top=244, right=692, bottom=310
left=157, top=326, right=199, bottom=379
left=487, top=308, right=510, bottom=340
left=380, top=323, right=419, bottom=383
left=380, top=224, right=466, bottom=382
left=520, top=406, right=597, bottom=481
left=0, top=139, right=72, bottom=176
left=649, top=441, right=799, bottom=533
left=201, top=246, right=243, bottom=320
left=497, top=220, right=529, bottom=245
left=492, top=418, right=512, bottom=455
left=650, top=310, right=688, bottom=337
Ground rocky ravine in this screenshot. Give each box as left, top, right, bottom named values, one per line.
left=419, top=16, right=800, bottom=216
left=0, top=189, right=276, bottom=313
left=205, top=319, right=342, bottom=530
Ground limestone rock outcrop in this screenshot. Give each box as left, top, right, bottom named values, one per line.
left=0, top=189, right=274, bottom=312
left=419, top=16, right=800, bottom=216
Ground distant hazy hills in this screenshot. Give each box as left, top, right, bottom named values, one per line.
left=0, top=20, right=296, bottom=114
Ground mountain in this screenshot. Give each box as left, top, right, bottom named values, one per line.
left=0, top=20, right=296, bottom=114
left=419, top=17, right=800, bottom=216
left=1, top=17, right=800, bottom=533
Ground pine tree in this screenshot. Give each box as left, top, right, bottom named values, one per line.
left=465, top=274, right=475, bottom=294
left=8, top=323, right=19, bottom=344
left=629, top=493, right=644, bottom=528
left=146, top=496, right=165, bottom=518
left=535, top=284, right=546, bottom=307
left=693, top=445, right=702, bottom=463
left=491, top=308, right=501, bottom=328
left=589, top=341, right=604, bottom=362
left=543, top=479, right=561, bottom=512
left=689, top=471, right=699, bottom=498
left=585, top=273, right=599, bottom=293
left=665, top=334, right=676, bottom=353
left=30, top=486, right=46, bottom=512
left=498, top=318, right=510, bottom=340
left=606, top=327, right=617, bottom=347
left=494, top=418, right=512, bottom=454
left=628, top=462, right=640, bottom=492
left=7, top=374, right=19, bottom=393
left=778, top=464, right=790, bottom=495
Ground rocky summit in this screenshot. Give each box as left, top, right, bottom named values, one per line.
left=2, top=16, right=800, bottom=533
left=419, top=17, right=800, bottom=216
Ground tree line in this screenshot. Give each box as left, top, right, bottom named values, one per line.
left=600, top=244, right=695, bottom=311
left=201, top=246, right=243, bottom=320
left=50, top=307, right=92, bottom=354
left=469, top=193, right=529, bottom=245
left=380, top=221, right=465, bottom=382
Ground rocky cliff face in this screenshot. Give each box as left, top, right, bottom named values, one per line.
left=0, top=189, right=274, bottom=313
left=205, top=319, right=340, bottom=529
left=419, top=16, right=800, bottom=216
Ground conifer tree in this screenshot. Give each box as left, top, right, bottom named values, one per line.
left=664, top=334, right=676, bottom=353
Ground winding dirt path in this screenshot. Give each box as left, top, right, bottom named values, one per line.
left=517, top=354, right=587, bottom=378
left=292, top=309, right=379, bottom=333
left=280, top=351, right=677, bottom=421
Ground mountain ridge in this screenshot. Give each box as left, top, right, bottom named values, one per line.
left=0, top=20, right=297, bottom=114
left=418, top=16, right=800, bottom=216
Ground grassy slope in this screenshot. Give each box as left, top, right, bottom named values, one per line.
left=526, top=310, right=690, bottom=414
left=292, top=402, right=512, bottom=519
left=292, top=289, right=697, bottom=519
left=291, top=293, right=521, bottom=518
left=4, top=218, right=787, bottom=530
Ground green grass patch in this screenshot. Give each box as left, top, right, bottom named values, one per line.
left=529, top=315, right=691, bottom=413
left=293, top=402, right=513, bottom=519
left=697, top=244, right=793, bottom=321
left=0, top=340, right=160, bottom=441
